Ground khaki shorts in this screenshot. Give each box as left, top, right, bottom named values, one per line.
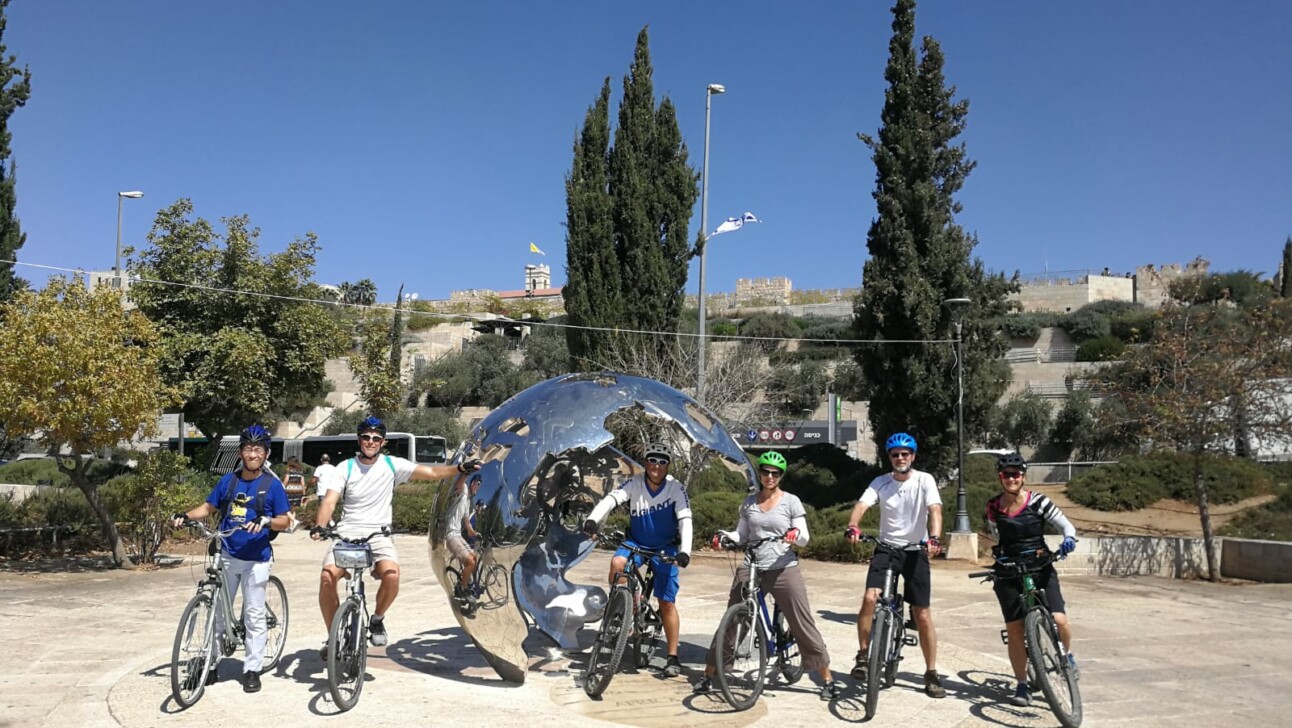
left=446, top=534, right=475, bottom=562
left=322, top=534, right=399, bottom=571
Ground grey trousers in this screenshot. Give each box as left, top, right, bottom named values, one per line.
left=705, top=564, right=830, bottom=673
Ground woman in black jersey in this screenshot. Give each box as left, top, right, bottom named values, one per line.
left=984, top=452, right=1079, bottom=707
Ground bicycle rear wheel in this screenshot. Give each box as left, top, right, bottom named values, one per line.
left=864, top=607, right=892, bottom=720
left=584, top=586, right=632, bottom=697
left=481, top=563, right=510, bottom=609
left=262, top=575, right=289, bottom=672
left=714, top=602, right=768, bottom=711
left=170, top=592, right=216, bottom=709
left=772, top=608, right=803, bottom=685
left=327, top=598, right=368, bottom=712
left=1025, top=608, right=1082, bottom=728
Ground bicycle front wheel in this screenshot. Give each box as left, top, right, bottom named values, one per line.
left=170, top=592, right=217, bottom=709
left=714, top=602, right=767, bottom=711
left=262, top=575, right=289, bottom=672
left=864, top=607, right=892, bottom=720
left=772, top=608, right=803, bottom=685
left=1025, top=608, right=1082, bottom=728
left=327, top=598, right=368, bottom=712
left=481, top=563, right=510, bottom=609
left=584, top=586, right=633, bottom=698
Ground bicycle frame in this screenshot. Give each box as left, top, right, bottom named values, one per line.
left=734, top=537, right=796, bottom=662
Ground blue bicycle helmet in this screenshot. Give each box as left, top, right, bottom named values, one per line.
left=357, top=415, right=387, bottom=437
left=885, top=432, right=917, bottom=453
left=239, top=424, right=272, bottom=449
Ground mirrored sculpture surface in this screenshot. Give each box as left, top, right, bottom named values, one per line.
left=428, top=372, right=753, bottom=683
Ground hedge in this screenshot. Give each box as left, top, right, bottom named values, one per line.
left=1219, top=486, right=1292, bottom=542
left=1066, top=453, right=1274, bottom=511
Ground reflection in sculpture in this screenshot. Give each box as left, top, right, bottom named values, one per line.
left=427, top=372, right=753, bottom=683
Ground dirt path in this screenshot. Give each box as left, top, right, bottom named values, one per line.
left=1030, top=483, right=1277, bottom=537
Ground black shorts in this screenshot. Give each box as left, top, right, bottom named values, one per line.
left=993, top=564, right=1066, bottom=622
left=864, top=548, right=932, bottom=608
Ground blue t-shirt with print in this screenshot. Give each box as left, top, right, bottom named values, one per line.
left=204, top=471, right=290, bottom=562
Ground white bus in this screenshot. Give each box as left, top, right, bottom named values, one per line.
left=203, top=432, right=449, bottom=474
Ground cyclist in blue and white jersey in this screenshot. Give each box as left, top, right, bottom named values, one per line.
left=582, top=442, right=693, bottom=680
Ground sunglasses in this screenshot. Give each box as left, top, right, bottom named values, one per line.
left=358, top=434, right=385, bottom=443
left=645, top=456, right=670, bottom=466
left=759, top=468, right=784, bottom=478
left=888, top=450, right=913, bottom=459
left=240, top=445, right=266, bottom=455
left=1000, top=470, right=1025, bottom=479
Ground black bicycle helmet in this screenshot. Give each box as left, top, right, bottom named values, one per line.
left=357, top=415, right=387, bottom=437
left=996, top=451, right=1028, bottom=472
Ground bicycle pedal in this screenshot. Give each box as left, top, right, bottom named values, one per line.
left=903, top=635, right=918, bottom=647
left=999, top=629, right=1010, bottom=645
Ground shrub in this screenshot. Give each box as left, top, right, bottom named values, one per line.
left=1066, top=454, right=1274, bottom=511
left=1058, top=307, right=1111, bottom=342
left=0, top=458, right=68, bottom=486
left=709, top=320, right=738, bottom=337
left=1075, top=335, right=1126, bottom=362
left=1108, top=308, right=1156, bottom=343
left=406, top=313, right=448, bottom=331
left=688, top=459, right=750, bottom=496
left=0, top=488, right=102, bottom=556
left=1219, top=487, right=1292, bottom=542
left=689, top=491, right=746, bottom=549
left=999, top=312, right=1061, bottom=341
left=103, top=451, right=206, bottom=564
left=391, top=483, right=442, bottom=533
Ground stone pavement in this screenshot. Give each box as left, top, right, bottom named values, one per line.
left=2, top=532, right=1290, bottom=727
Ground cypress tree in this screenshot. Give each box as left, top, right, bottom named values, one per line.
left=0, top=0, right=31, bottom=302
left=563, top=78, right=618, bottom=367
left=1280, top=236, right=1292, bottom=299
left=852, top=0, right=1015, bottom=477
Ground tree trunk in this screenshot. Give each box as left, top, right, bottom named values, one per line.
left=63, top=455, right=135, bottom=569
left=1193, top=452, right=1218, bottom=581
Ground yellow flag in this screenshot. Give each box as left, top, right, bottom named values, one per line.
left=529, top=242, right=546, bottom=255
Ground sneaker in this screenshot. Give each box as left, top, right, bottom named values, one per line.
left=924, top=670, right=946, bottom=699
left=369, top=616, right=388, bottom=647
left=850, top=650, right=868, bottom=683
left=820, top=680, right=843, bottom=701
left=1008, top=682, right=1031, bottom=706
left=692, top=675, right=713, bottom=694
left=204, top=662, right=219, bottom=686
left=242, top=671, right=262, bottom=693
left=663, top=655, right=682, bottom=677
left=318, top=642, right=329, bottom=661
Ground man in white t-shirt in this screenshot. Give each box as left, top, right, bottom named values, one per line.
left=311, top=416, right=479, bottom=653
left=844, top=431, right=946, bottom=698
left=310, top=453, right=339, bottom=503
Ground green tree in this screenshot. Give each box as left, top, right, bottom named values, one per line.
left=521, top=320, right=572, bottom=380
left=1169, top=270, right=1273, bottom=308
left=1090, top=298, right=1292, bottom=580
left=128, top=199, right=345, bottom=440
left=420, top=336, right=526, bottom=409
left=740, top=313, right=800, bottom=353
left=996, top=391, right=1053, bottom=452
left=564, top=27, right=699, bottom=367
left=0, top=0, right=32, bottom=302
left=766, top=360, right=830, bottom=418
left=349, top=310, right=403, bottom=417
left=563, top=79, right=620, bottom=367
left=1280, top=236, right=1292, bottom=298
left=0, top=279, right=181, bottom=567
left=338, top=278, right=378, bottom=306
left=852, top=0, right=1016, bottom=477
left=105, top=450, right=205, bottom=565
left=1047, top=391, right=1094, bottom=460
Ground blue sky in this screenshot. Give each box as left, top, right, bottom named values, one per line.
left=8, top=1, right=1291, bottom=302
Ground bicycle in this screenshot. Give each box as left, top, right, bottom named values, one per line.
left=970, top=549, right=1082, bottom=728
left=169, top=519, right=289, bottom=708
left=582, top=531, right=675, bottom=698
left=445, top=548, right=510, bottom=616
left=854, top=534, right=924, bottom=720
left=710, top=533, right=805, bottom=711
left=321, top=526, right=389, bottom=712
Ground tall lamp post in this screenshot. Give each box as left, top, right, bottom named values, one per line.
left=696, top=82, right=724, bottom=402
left=943, top=297, right=972, bottom=534
left=115, top=190, right=144, bottom=288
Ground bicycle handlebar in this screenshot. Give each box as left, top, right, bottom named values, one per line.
left=317, top=526, right=391, bottom=544
left=968, top=548, right=1062, bottom=581
left=180, top=518, right=242, bottom=540
left=852, top=532, right=927, bottom=554
left=595, top=529, right=677, bottom=564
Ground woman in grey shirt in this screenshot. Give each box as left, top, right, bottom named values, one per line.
left=693, top=451, right=840, bottom=700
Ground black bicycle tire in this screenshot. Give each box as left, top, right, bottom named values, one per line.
left=170, top=592, right=215, bottom=709
left=865, top=607, right=891, bottom=720
left=1025, top=608, right=1082, bottom=728
left=262, top=575, right=289, bottom=672
left=714, top=602, right=768, bottom=711
left=327, top=598, right=367, bottom=711
left=445, top=565, right=463, bottom=607
left=773, top=609, right=804, bottom=685
left=482, top=563, right=509, bottom=609
left=584, top=586, right=633, bottom=697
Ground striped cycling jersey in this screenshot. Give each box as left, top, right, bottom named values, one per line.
left=985, top=491, right=1075, bottom=557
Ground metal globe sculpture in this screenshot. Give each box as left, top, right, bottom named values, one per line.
left=428, top=371, right=753, bottom=683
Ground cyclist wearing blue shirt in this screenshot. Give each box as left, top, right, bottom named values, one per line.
left=172, top=424, right=291, bottom=693
left=582, top=442, right=693, bottom=680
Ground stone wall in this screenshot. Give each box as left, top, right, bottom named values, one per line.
left=1133, top=257, right=1210, bottom=308
left=1011, top=274, right=1134, bottom=313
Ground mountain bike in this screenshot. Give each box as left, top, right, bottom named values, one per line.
left=169, top=519, right=289, bottom=708
left=321, top=526, right=389, bottom=712
left=970, top=549, right=1082, bottom=728
left=446, top=549, right=510, bottom=616
left=856, top=534, right=924, bottom=720
left=582, top=531, right=675, bottom=698
left=710, top=533, right=805, bottom=711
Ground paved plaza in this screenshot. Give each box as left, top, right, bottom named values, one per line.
left=2, top=532, right=1290, bottom=727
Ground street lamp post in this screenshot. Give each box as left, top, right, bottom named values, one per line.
left=696, top=82, right=724, bottom=403
left=944, top=297, right=972, bottom=534
left=115, top=191, right=144, bottom=288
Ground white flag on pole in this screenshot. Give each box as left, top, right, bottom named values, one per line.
left=709, top=211, right=762, bottom=238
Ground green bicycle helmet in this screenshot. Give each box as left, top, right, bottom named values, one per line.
left=757, top=451, right=788, bottom=473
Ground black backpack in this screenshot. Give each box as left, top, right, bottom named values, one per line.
left=218, top=471, right=283, bottom=542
